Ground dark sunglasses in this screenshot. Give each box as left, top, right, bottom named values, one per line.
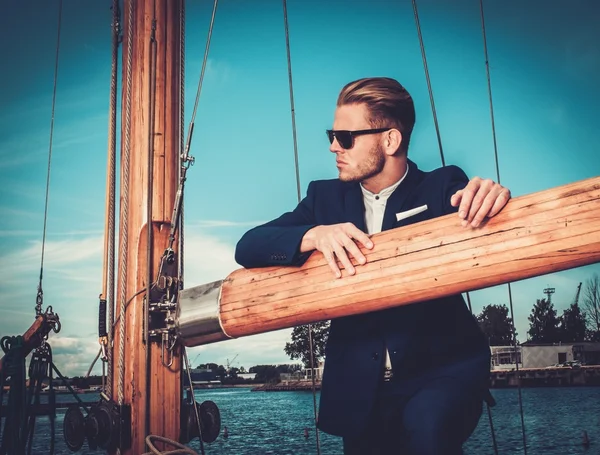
left=326, top=128, right=392, bottom=149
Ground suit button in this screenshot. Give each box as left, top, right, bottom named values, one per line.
left=372, top=352, right=379, bottom=360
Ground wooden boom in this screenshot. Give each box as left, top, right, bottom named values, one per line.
left=178, top=176, right=600, bottom=346
left=0, top=316, right=50, bottom=378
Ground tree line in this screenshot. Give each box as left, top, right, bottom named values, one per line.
left=285, top=274, right=600, bottom=364
left=194, top=362, right=302, bottom=384
left=481, top=275, right=599, bottom=345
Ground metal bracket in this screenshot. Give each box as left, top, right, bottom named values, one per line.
left=147, top=249, right=180, bottom=366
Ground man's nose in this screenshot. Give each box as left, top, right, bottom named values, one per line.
left=329, top=137, right=343, bottom=153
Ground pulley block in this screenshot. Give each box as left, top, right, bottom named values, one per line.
left=86, top=393, right=131, bottom=451
left=180, top=399, right=221, bottom=444
left=63, top=392, right=131, bottom=452
left=63, top=405, right=86, bottom=452
left=199, top=400, right=221, bottom=443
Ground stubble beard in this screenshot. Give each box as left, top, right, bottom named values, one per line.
left=338, top=143, right=386, bottom=183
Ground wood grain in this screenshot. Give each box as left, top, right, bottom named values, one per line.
left=219, top=176, right=600, bottom=338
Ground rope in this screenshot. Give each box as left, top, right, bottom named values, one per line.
left=478, top=1, right=525, bottom=453
left=281, top=1, right=322, bottom=453
left=178, top=0, right=186, bottom=286
left=183, top=349, right=205, bottom=455
left=0, top=336, right=27, bottom=454
left=188, top=0, right=218, bottom=132
left=118, top=0, right=135, bottom=414
left=410, top=1, right=503, bottom=451
left=86, top=348, right=102, bottom=378
left=486, top=402, right=499, bottom=455
left=479, top=0, right=501, bottom=185
left=169, top=0, right=218, bottom=252
left=143, top=436, right=199, bottom=455
left=102, top=0, right=121, bottom=397
left=35, top=0, right=63, bottom=319
left=144, top=0, right=159, bottom=441
left=508, top=283, right=528, bottom=453
left=411, top=0, right=445, bottom=167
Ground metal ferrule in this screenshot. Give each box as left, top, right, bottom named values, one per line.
left=176, top=280, right=231, bottom=346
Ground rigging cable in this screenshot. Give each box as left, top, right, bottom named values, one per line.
left=145, top=0, right=219, bottom=451
left=478, top=1, right=526, bottom=453
left=144, top=0, right=159, bottom=443
left=117, top=0, right=135, bottom=427
left=410, top=1, right=501, bottom=452
left=410, top=0, right=445, bottom=167
left=35, top=0, right=63, bottom=318
left=183, top=349, right=206, bottom=455
left=178, top=0, right=186, bottom=292
left=282, top=1, right=322, bottom=453
left=167, top=0, right=220, bottom=253
left=100, top=0, right=121, bottom=398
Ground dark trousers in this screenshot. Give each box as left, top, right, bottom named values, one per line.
left=342, top=376, right=483, bottom=455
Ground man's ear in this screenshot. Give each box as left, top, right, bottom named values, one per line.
left=384, top=129, right=403, bottom=156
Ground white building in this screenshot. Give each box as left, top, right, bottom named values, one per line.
left=521, top=341, right=600, bottom=368
left=490, top=346, right=522, bottom=370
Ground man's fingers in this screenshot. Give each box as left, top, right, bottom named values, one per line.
left=465, top=180, right=494, bottom=225
left=332, top=243, right=355, bottom=276
left=457, top=180, right=479, bottom=221
left=469, top=190, right=497, bottom=227
left=345, top=223, right=374, bottom=249
left=341, top=236, right=367, bottom=265
left=315, top=223, right=375, bottom=278
left=487, top=188, right=511, bottom=217
left=322, top=249, right=341, bottom=279
left=450, top=189, right=463, bottom=208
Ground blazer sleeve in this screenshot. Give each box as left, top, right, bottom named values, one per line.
left=235, top=181, right=318, bottom=268
left=442, top=165, right=470, bottom=215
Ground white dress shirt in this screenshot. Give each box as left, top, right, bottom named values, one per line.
left=360, top=164, right=409, bottom=372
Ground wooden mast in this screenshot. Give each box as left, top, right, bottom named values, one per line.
left=111, top=1, right=182, bottom=454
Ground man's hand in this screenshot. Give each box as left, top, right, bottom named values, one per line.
left=451, top=177, right=511, bottom=228
left=301, top=223, right=373, bottom=278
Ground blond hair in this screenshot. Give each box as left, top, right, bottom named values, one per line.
left=337, top=77, right=415, bottom=153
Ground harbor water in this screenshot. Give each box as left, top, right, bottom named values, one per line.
left=4, top=386, right=600, bottom=454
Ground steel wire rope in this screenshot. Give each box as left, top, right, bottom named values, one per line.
left=478, top=1, right=525, bottom=453
left=282, top=1, right=322, bottom=453
left=35, top=0, right=63, bottom=319
left=178, top=0, right=186, bottom=294
left=153, top=1, right=219, bottom=453
left=411, top=0, right=445, bottom=167
left=183, top=349, right=206, bottom=455
left=117, top=0, right=134, bottom=428
left=143, top=0, right=160, bottom=445
left=167, top=0, right=219, bottom=253
left=411, top=0, right=501, bottom=451
left=101, top=0, right=121, bottom=398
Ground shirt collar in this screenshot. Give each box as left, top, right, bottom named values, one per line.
left=360, top=162, right=410, bottom=203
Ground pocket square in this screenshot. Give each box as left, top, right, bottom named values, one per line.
left=396, top=204, right=428, bottom=222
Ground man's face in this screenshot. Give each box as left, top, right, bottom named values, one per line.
left=330, top=103, right=386, bottom=183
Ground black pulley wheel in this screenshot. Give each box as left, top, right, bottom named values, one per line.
left=199, top=400, right=221, bottom=443
left=63, top=405, right=86, bottom=452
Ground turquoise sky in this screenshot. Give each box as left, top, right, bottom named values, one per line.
left=0, top=0, right=599, bottom=376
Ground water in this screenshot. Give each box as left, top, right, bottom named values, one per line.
left=3, top=387, right=600, bottom=454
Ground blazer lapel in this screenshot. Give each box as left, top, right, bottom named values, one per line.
left=343, top=182, right=367, bottom=232
left=381, top=160, right=420, bottom=231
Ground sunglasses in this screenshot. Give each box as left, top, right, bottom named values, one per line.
left=326, top=128, right=392, bottom=149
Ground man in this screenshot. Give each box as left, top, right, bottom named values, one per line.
left=235, top=77, right=510, bottom=454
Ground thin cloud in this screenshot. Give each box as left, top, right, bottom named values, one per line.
left=0, top=228, right=104, bottom=238
left=0, top=230, right=249, bottom=376
left=186, top=219, right=267, bottom=228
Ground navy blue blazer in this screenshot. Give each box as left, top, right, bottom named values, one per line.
left=235, top=159, right=491, bottom=437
